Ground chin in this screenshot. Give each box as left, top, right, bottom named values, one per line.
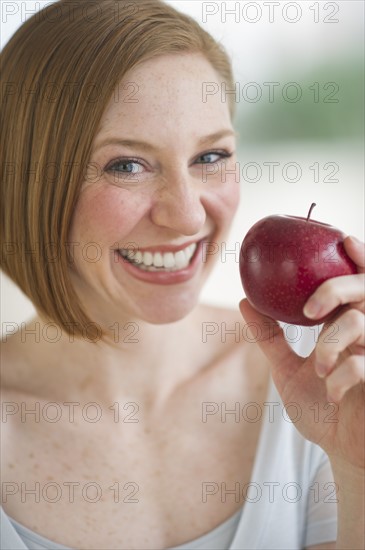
left=137, top=294, right=200, bottom=325
left=70, top=252, right=214, bottom=327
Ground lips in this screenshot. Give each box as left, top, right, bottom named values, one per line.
left=115, top=238, right=208, bottom=285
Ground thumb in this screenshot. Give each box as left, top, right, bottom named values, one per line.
left=239, top=298, right=303, bottom=393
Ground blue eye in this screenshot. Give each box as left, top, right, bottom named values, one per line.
left=108, top=160, right=141, bottom=174
left=197, top=151, right=233, bottom=164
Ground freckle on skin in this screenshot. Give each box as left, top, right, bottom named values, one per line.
left=8, top=463, right=14, bottom=468
left=80, top=375, right=93, bottom=390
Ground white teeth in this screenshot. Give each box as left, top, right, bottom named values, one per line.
left=163, top=252, right=175, bottom=268
left=119, top=242, right=198, bottom=271
left=175, top=250, right=187, bottom=269
left=143, top=251, right=153, bottom=266
left=187, top=243, right=197, bottom=260
left=153, top=252, right=163, bottom=267
left=134, top=251, right=143, bottom=264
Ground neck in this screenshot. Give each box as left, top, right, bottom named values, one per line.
left=14, top=307, right=206, bottom=410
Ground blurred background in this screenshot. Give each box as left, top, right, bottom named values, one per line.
left=1, top=0, right=364, bottom=325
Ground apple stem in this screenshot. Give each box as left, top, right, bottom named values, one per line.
left=306, top=202, right=316, bottom=222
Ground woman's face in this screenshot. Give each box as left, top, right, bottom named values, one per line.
left=69, top=53, right=239, bottom=325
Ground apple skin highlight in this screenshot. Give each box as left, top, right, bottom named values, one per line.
left=239, top=215, right=358, bottom=326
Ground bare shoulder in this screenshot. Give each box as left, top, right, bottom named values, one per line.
left=195, top=301, right=267, bottom=355
left=193, top=302, right=247, bottom=360
left=0, top=333, right=18, bottom=391
left=196, top=301, right=242, bottom=318
left=0, top=316, right=51, bottom=397
left=194, top=302, right=271, bottom=383
left=1, top=325, right=31, bottom=392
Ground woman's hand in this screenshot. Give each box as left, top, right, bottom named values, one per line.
left=239, top=235, right=365, bottom=470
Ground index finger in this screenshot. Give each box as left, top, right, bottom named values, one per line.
left=302, top=236, right=365, bottom=321
left=343, top=236, right=365, bottom=274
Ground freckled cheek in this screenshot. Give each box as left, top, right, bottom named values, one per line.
left=223, top=178, right=240, bottom=212
left=69, top=187, right=149, bottom=246
left=204, top=177, right=240, bottom=225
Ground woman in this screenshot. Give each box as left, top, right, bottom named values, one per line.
left=1, top=1, right=364, bottom=549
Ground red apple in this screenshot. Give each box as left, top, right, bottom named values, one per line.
left=239, top=204, right=357, bottom=326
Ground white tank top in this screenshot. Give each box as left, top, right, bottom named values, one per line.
left=2, top=505, right=242, bottom=550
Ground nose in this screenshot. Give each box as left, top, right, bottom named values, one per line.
left=150, top=170, right=207, bottom=236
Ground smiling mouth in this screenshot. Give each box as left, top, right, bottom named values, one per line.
left=118, top=242, right=198, bottom=272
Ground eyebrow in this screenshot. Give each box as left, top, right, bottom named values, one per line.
left=93, top=129, right=237, bottom=153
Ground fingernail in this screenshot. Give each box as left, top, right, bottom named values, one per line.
left=316, top=363, right=328, bottom=378
left=348, top=235, right=362, bottom=246
left=327, top=393, right=337, bottom=404
left=303, top=299, right=322, bottom=319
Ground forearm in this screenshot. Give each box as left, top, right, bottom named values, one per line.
left=330, top=459, right=365, bottom=550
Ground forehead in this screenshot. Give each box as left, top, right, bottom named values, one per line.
left=95, top=53, right=232, bottom=145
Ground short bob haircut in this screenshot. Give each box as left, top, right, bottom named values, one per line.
left=1, top=0, right=235, bottom=339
